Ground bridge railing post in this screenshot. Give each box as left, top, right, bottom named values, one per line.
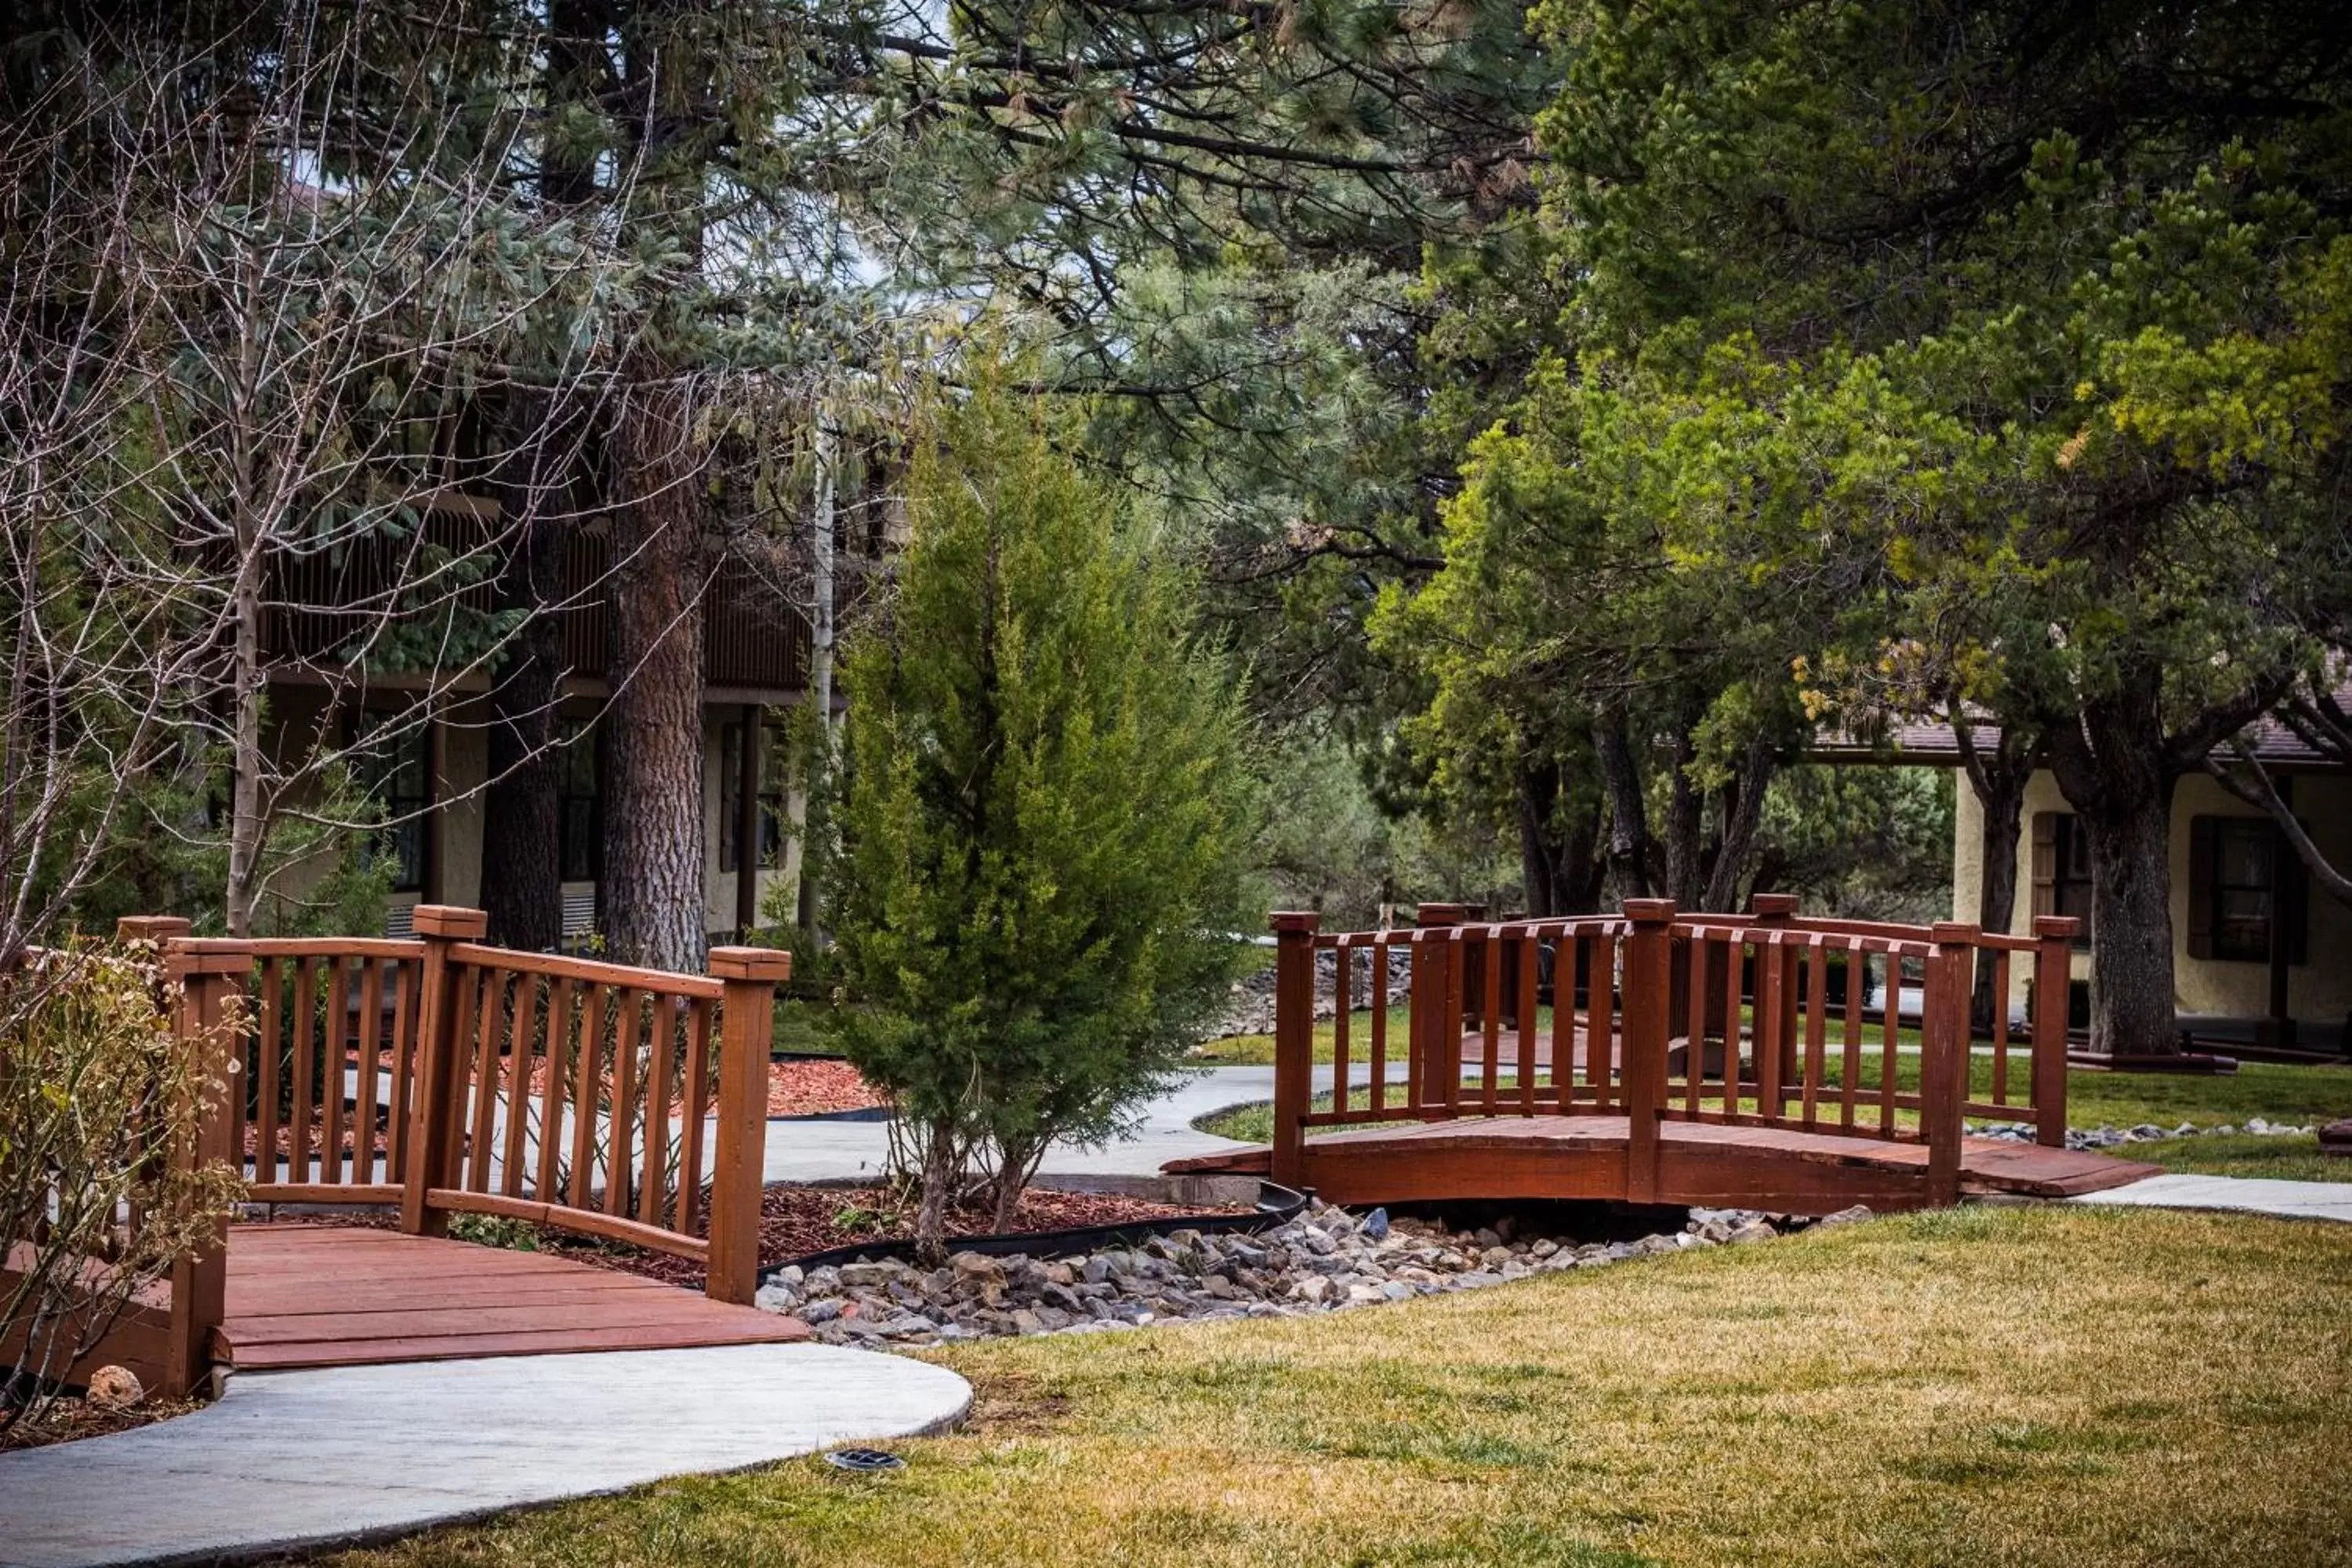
left=1269, top=913, right=1319, bottom=1190
left=2031, top=916, right=2078, bottom=1148
left=161, top=937, right=249, bottom=1398
left=1621, top=899, right=1675, bottom=1203
left=1749, top=895, right=1799, bottom=1121
left=708, top=946, right=790, bottom=1305
left=401, top=905, right=486, bottom=1237
left=1926, top=923, right=1977, bottom=1206
left=1411, top=903, right=1464, bottom=1115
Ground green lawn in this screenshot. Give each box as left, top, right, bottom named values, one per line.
left=2127, top=1134, right=2350, bottom=1184
left=321, top=1207, right=2352, bottom=1567
left=1196, top=1054, right=2352, bottom=1147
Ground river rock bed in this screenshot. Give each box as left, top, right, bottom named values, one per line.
left=1973, top=1116, right=2318, bottom=1149
left=753, top=1200, right=1867, bottom=1346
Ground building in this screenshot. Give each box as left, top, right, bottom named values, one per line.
left=255, top=475, right=896, bottom=947
left=1850, top=718, right=2352, bottom=1055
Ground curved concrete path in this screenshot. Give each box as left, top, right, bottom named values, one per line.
left=0, top=1344, right=971, bottom=1568
left=2072, top=1172, right=2352, bottom=1224
left=757, top=1062, right=1400, bottom=1186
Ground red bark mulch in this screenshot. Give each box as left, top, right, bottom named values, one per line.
left=763, top=1058, right=887, bottom=1118
left=242, top=1183, right=1245, bottom=1290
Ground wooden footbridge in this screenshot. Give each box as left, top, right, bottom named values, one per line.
left=6, top=908, right=808, bottom=1400
left=1167, top=897, right=2158, bottom=1210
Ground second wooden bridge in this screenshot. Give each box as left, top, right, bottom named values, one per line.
left=1167, top=897, right=2158, bottom=1210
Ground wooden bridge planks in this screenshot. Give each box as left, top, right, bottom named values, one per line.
left=1166, top=1118, right=2160, bottom=1211
left=216, top=1225, right=807, bottom=1372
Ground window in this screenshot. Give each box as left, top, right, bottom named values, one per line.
left=719, top=720, right=789, bottom=873
left=557, top=720, right=601, bottom=883
left=2189, top=815, right=2307, bottom=964
left=353, top=713, right=431, bottom=894
left=2030, top=811, right=2094, bottom=947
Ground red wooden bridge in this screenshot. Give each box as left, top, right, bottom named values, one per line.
left=1167, top=897, right=2157, bottom=1210
left=5, top=908, right=807, bottom=1400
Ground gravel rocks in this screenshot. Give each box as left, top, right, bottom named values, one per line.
left=1972, top=1118, right=2318, bottom=1149
left=1214, top=949, right=1411, bottom=1038
left=753, top=1200, right=1845, bottom=1346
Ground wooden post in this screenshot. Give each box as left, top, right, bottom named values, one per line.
left=707, top=944, right=789, bottom=1304
left=162, top=938, right=249, bottom=1399
left=401, top=905, right=486, bottom=1236
left=1750, top=895, right=1798, bottom=1121
left=2031, top=916, right=2078, bottom=1148
left=117, top=915, right=192, bottom=946
left=1413, top=903, right=1464, bottom=1113
left=1268, top=913, right=1319, bottom=1190
left=1622, top=899, right=1675, bottom=1203
left=1925, top=923, right=1976, bottom=1207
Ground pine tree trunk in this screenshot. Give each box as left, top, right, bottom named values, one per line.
left=479, top=496, right=568, bottom=953
left=601, top=383, right=708, bottom=973
left=1595, top=710, right=1653, bottom=897
left=2047, top=689, right=2180, bottom=1058
left=1969, top=775, right=2025, bottom=1034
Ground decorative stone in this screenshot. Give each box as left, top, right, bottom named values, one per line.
left=2320, top=1118, right=2352, bottom=1156
left=85, top=1365, right=143, bottom=1410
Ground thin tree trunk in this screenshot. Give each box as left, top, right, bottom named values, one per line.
left=1515, top=757, right=1560, bottom=918
left=1700, top=739, right=1774, bottom=913
left=601, top=380, right=708, bottom=972
left=913, top=1112, right=958, bottom=1265
left=796, top=416, right=836, bottom=934
left=1971, top=794, right=2024, bottom=1029
left=1595, top=709, right=1653, bottom=898
left=1663, top=724, right=1704, bottom=909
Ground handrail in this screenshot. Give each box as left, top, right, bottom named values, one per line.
left=147, top=906, right=791, bottom=1395
left=1266, top=895, right=2074, bottom=1201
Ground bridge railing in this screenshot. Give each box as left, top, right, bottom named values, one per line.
left=132, top=907, right=787, bottom=1394
left=1268, top=898, right=2078, bottom=1205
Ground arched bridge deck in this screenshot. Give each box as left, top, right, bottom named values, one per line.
left=1171, top=899, right=2158, bottom=1213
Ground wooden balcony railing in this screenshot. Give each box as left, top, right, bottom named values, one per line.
left=1269, top=898, right=2078, bottom=1207
left=125, top=908, right=787, bottom=1395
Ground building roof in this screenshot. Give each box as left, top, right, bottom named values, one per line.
left=1815, top=691, right=2352, bottom=771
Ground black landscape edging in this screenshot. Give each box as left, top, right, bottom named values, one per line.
left=770, top=1103, right=895, bottom=1123
left=767, top=1180, right=1309, bottom=1276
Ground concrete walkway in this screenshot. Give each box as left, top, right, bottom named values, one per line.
left=2072, top=1172, right=2352, bottom=1225
left=0, top=1344, right=971, bottom=1568
left=758, top=1062, right=1403, bottom=1187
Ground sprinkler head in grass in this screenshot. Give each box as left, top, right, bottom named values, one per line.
left=827, top=1448, right=906, bottom=1474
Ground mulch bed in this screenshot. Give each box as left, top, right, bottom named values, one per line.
left=764, top=1058, right=887, bottom=1118
left=0, top=1392, right=207, bottom=1452
left=243, top=1183, right=1240, bottom=1290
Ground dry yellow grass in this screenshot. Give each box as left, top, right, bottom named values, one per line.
left=328, top=1206, right=2352, bottom=1567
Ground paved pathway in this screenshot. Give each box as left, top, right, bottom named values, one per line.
left=2072, top=1172, right=2352, bottom=1225
left=0, top=1344, right=971, bottom=1568
left=758, top=1062, right=1400, bottom=1186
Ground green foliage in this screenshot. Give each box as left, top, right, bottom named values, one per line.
left=1754, top=766, right=1955, bottom=924
left=822, top=370, right=1261, bottom=1247
left=1, top=939, right=242, bottom=1438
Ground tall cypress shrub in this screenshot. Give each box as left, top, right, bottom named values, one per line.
left=826, top=378, right=1259, bottom=1257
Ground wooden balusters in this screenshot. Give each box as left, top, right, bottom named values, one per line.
left=1925, top=924, right=1976, bottom=1204
left=1621, top=899, right=1674, bottom=1203
left=162, top=938, right=247, bottom=1398
left=1367, top=940, right=1388, bottom=1116
left=2032, top=916, right=2077, bottom=1146
left=403, top=905, right=486, bottom=1236
left=1517, top=932, right=1539, bottom=1116
left=1269, top=912, right=1317, bottom=1189
left=707, top=946, right=789, bottom=1305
